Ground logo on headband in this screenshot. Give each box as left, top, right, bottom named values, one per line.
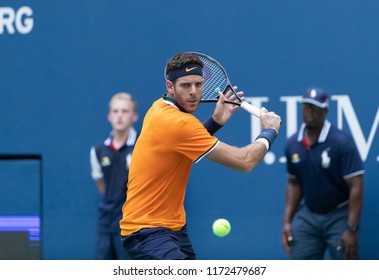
left=185, top=66, right=198, bottom=72
left=166, top=64, right=203, bottom=81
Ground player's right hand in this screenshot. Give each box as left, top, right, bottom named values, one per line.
left=260, top=107, right=281, bottom=133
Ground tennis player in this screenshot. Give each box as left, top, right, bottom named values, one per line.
left=120, top=52, right=281, bottom=259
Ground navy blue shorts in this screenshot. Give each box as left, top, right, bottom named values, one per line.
left=122, top=225, right=196, bottom=260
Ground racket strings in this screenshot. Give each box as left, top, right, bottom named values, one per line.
left=199, top=58, right=228, bottom=100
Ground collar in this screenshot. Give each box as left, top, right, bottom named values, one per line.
left=162, top=93, right=187, bottom=112
left=104, top=127, right=137, bottom=147
left=297, top=120, right=331, bottom=143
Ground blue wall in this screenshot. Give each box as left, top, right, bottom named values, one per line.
left=1, top=0, right=378, bottom=259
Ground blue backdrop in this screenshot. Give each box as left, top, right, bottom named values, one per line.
left=1, top=0, right=378, bottom=259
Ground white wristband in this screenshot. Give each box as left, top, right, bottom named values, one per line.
left=255, top=138, right=269, bottom=151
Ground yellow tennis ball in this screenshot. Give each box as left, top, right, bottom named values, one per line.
left=212, top=218, right=231, bottom=237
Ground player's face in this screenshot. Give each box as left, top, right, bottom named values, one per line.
left=167, top=75, right=204, bottom=113
left=108, top=99, right=138, bottom=132
left=302, top=103, right=327, bottom=129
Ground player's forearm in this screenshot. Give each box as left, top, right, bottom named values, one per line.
left=240, top=141, right=269, bottom=172
left=224, top=141, right=268, bottom=172
left=206, top=141, right=267, bottom=172
left=233, top=128, right=278, bottom=172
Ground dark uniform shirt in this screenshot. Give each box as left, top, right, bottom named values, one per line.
left=90, top=128, right=137, bottom=233
left=285, top=120, right=364, bottom=214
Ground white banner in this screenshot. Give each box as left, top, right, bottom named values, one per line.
left=0, top=260, right=377, bottom=280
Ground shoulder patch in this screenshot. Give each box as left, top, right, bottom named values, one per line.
left=101, top=156, right=111, bottom=166
left=291, top=153, right=300, bottom=163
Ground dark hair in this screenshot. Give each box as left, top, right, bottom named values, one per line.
left=165, top=52, right=204, bottom=75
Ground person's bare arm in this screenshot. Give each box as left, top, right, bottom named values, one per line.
left=95, top=178, right=106, bottom=195
left=281, top=177, right=302, bottom=253
left=339, top=174, right=364, bottom=259
left=205, top=140, right=268, bottom=172
left=206, top=104, right=281, bottom=171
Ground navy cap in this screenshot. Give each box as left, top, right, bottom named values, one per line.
left=302, top=88, right=329, bottom=108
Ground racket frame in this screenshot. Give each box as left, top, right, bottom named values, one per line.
left=163, top=52, right=260, bottom=117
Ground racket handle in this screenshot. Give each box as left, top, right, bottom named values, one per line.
left=240, top=101, right=260, bottom=118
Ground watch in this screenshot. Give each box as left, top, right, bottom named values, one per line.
left=347, top=223, right=359, bottom=233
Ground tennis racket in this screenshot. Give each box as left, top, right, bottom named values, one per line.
left=192, top=52, right=261, bottom=118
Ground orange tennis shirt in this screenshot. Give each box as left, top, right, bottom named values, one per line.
left=120, top=96, right=219, bottom=236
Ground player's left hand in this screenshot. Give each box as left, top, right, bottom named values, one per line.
left=212, top=86, right=244, bottom=125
